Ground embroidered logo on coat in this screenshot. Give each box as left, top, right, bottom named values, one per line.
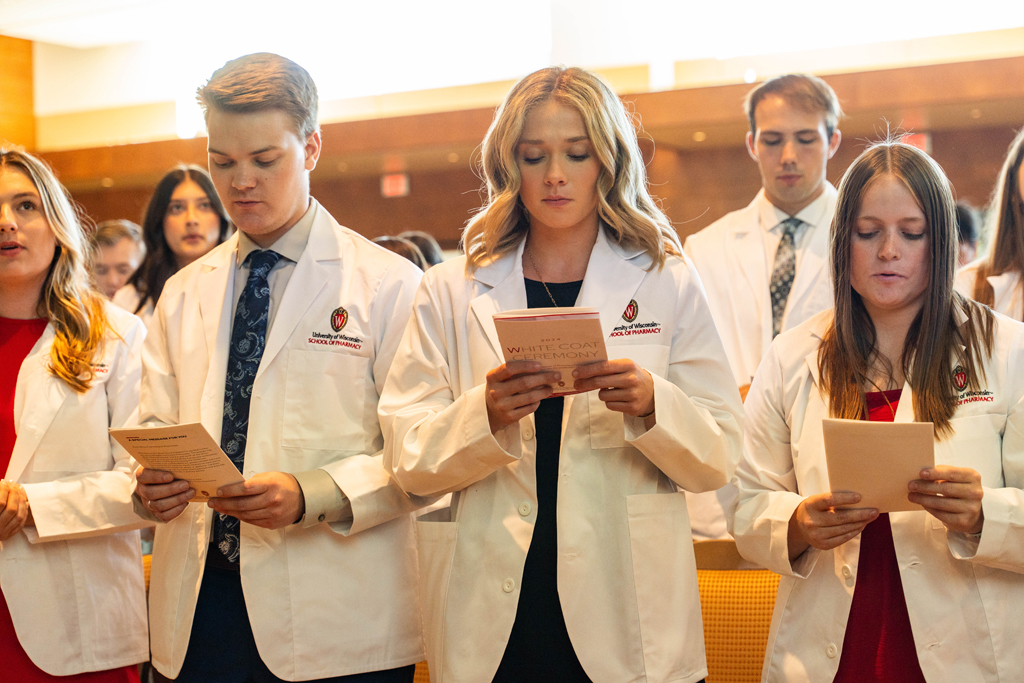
left=952, top=364, right=968, bottom=391
left=622, top=299, right=639, bottom=323
left=331, top=307, right=349, bottom=332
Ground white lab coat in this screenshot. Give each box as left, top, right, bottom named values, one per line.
left=732, top=309, right=1024, bottom=683
left=683, top=185, right=837, bottom=540
left=955, top=261, right=1024, bottom=320
left=112, top=283, right=154, bottom=329
left=379, top=229, right=744, bottom=683
left=2, top=303, right=151, bottom=675
left=140, top=205, right=427, bottom=680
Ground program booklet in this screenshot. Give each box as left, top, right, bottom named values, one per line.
left=111, top=423, right=244, bottom=502
left=493, top=307, right=608, bottom=396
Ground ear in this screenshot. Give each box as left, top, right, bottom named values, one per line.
left=827, top=129, right=842, bottom=159
left=745, top=131, right=758, bottom=162
left=304, top=131, right=322, bottom=171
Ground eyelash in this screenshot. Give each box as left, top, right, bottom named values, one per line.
left=522, top=153, right=591, bottom=164
left=763, top=139, right=817, bottom=146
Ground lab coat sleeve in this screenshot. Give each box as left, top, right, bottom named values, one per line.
left=23, top=314, right=155, bottom=542
left=731, top=343, right=819, bottom=577
left=624, top=263, right=743, bottom=493
left=317, top=260, right=438, bottom=535
left=379, top=273, right=521, bottom=498
left=948, top=323, right=1024, bottom=572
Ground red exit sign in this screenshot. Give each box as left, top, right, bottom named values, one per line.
left=381, top=173, right=410, bottom=198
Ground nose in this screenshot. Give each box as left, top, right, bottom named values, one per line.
left=879, top=229, right=900, bottom=260
left=185, top=203, right=198, bottom=226
left=544, top=157, right=566, bottom=187
left=780, top=139, right=798, bottom=166
left=232, top=165, right=257, bottom=192
left=0, top=203, right=14, bottom=229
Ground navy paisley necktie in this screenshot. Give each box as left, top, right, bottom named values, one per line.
left=769, top=217, right=802, bottom=338
left=213, top=248, right=282, bottom=564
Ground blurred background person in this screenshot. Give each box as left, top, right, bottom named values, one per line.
left=398, top=230, right=445, bottom=268
left=373, top=235, right=427, bottom=270
left=114, top=165, right=230, bottom=327
left=90, top=219, right=145, bottom=299
left=954, top=201, right=980, bottom=267
left=956, top=128, right=1024, bottom=318
left=1, top=148, right=151, bottom=681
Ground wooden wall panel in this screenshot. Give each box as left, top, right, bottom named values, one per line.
left=0, top=35, right=35, bottom=150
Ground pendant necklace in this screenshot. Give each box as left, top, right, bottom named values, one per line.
left=526, top=244, right=560, bottom=308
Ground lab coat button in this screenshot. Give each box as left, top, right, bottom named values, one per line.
left=826, top=643, right=838, bottom=658
left=523, top=428, right=534, bottom=440
left=841, top=565, right=853, bottom=579
left=518, top=502, right=532, bottom=517
left=318, top=514, right=326, bottom=522
left=502, top=578, right=515, bottom=593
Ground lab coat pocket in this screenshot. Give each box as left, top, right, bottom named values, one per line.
left=589, top=344, right=670, bottom=450
left=283, top=350, right=368, bottom=452
left=416, top=519, right=459, bottom=681
left=625, top=492, right=705, bottom=679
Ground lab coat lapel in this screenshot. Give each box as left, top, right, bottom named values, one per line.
left=197, top=239, right=236, bottom=441
left=730, top=199, right=770, bottom=344
left=256, top=213, right=333, bottom=380
left=577, top=228, right=648, bottom=338
left=469, top=238, right=528, bottom=361
left=7, top=326, right=68, bottom=482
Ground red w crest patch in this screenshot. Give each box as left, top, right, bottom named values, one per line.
left=331, top=307, right=348, bottom=332
left=622, top=299, right=639, bottom=323
left=953, top=364, right=967, bottom=391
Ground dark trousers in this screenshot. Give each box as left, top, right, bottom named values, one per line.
left=173, top=566, right=415, bottom=683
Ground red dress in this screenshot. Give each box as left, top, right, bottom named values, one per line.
left=0, top=317, right=140, bottom=683
left=832, top=389, right=926, bottom=683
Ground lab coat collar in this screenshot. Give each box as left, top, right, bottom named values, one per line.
left=7, top=324, right=67, bottom=482
left=757, top=182, right=837, bottom=233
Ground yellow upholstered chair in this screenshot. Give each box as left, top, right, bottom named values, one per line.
left=413, top=661, right=430, bottom=683
left=695, top=540, right=780, bottom=683
left=143, top=553, right=152, bottom=593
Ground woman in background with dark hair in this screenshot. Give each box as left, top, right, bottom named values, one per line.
left=398, top=230, right=445, bottom=267
left=113, top=165, right=231, bottom=326
left=373, top=235, right=428, bottom=270
left=956, top=128, right=1024, bottom=317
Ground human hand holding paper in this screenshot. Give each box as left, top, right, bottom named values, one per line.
left=909, top=465, right=985, bottom=534
left=787, top=491, right=878, bottom=561
left=135, top=467, right=194, bottom=522
left=485, top=360, right=560, bottom=434
left=207, top=471, right=305, bottom=530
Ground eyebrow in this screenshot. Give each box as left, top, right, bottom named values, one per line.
left=12, top=192, right=39, bottom=200
left=207, top=146, right=280, bottom=156
left=760, top=129, right=819, bottom=136
left=519, top=136, right=590, bottom=145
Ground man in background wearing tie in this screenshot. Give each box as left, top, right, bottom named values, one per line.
left=683, top=74, right=842, bottom=540
left=133, top=53, right=426, bottom=682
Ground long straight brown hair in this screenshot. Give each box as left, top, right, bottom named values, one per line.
left=819, top=142, right=994, bottom=436
left=972, top=127, right=1024, bottom=314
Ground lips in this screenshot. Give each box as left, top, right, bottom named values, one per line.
left=0, top=241, right=22, bottom=254
left=542, top=196, right=571, bottom=207
left=777, top=174, right=802, bottom=184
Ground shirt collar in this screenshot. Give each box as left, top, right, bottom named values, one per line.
left=236, top=199, right=317, bottom=267
left=756, top=182, right=834, bottom=233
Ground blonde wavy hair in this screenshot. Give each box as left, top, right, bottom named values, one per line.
left=1, top=148, right=109, bottom=393
left=462, top=66, right=681, bottom=271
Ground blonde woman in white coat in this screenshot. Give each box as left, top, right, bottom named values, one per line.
left=0, top=148, right=150, bottom=681
left=955, top=127, right=1024, bottom=319
left=379, top=67, right=743, bottom=683
left=733, top=141, right=1024, bottom=682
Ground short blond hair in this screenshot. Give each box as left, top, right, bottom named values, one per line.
left=197, top=52, right=319, bottom=140
left=744, top=73, right=842, bottom=139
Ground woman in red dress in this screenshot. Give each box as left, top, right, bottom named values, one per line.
left=0, top=148, right=150, bottom=681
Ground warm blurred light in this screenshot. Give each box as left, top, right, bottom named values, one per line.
left=381, top=173, right=410, bottom=198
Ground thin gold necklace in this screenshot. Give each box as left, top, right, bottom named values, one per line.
left=526, top=244, right=560, bottom=307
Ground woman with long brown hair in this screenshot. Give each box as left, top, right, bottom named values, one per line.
left=732, top=140, right=1024, bottom=682
left=113, top=164, right=230, bottom=326
left=956, top=127, right=1024, bottom=317
left=380, top=66, right=741, bottom=682
left=0, top=148, right=150, bottom=680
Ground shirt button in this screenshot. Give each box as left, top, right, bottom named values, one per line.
left=518, top=502, right=532, bottom=517
left=523, top=428, right=534, bottom=440
left=318, top=514, right=326, bottom=522
left=502, top=578, right=515, bottom=593
left=826, top=643, right=838, bottom=659
left=841, top=565, right=853, bottom=579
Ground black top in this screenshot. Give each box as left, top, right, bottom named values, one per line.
left=493, top=278, right=591, bottom=683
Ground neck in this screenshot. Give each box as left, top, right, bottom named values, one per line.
left=523, top=219, right=599, bottom=283
left=865, top=302, right=923, bottom=386
left=766, top=182, right=825, bottom=218
left=0, top=278, right=45, bottom=319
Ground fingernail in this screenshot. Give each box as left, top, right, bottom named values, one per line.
left=572, top=370, right=579, bottom=377
left=216, top=489, right=223, bottom=496
left=187, top=489, right=195, bottom=498
left=553, top=372, right=561, bottom=380
left=920, top=469, right=930, bottom=479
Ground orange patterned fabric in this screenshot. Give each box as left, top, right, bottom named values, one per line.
left=697, top=569, right=780, bottom=683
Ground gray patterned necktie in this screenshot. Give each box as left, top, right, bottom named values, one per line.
left=213, top=248, right=281, bottom=564
left=770, top=217, right=801, bottom=338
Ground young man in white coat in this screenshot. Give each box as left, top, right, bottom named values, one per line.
left=683, top=73, right=842, bottom=540
left=132, top=53, right=426, bottom=683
